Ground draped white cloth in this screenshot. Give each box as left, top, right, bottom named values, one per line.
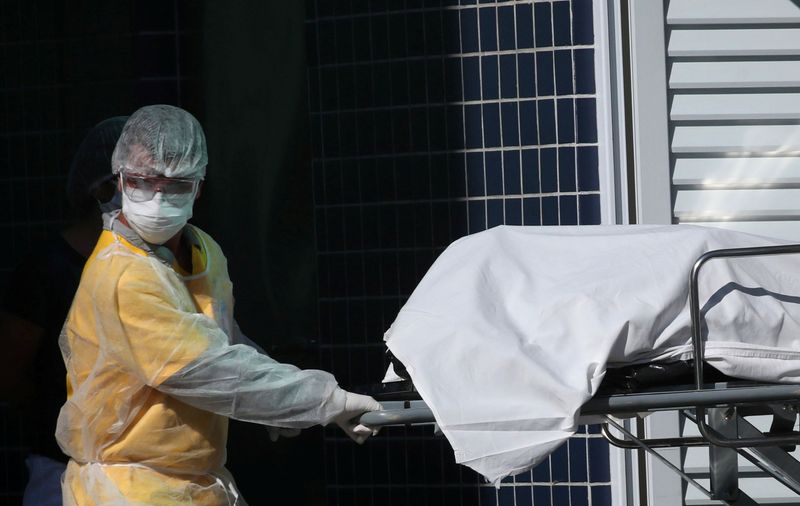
left=384, top=225, right=800, bottom=484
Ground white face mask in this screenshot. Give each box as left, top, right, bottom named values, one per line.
left=121, top=191, right=194, bottom=245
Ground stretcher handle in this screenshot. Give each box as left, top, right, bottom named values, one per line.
left=690, top=243, right=800, bottom=447
left=359, top=406, right=434, bottom=428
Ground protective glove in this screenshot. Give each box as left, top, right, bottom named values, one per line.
left=267, top=426, right=302, bottom=442
left=335, top=391, right=383, bottom=444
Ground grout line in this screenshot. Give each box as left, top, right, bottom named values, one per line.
left=567, top=0, right=582, bottom=227
left=306, top=2, right=585, bottom=26
left=458, top=9, right=470, bottom=236
left=531, top=0, right=544, bottom=226
left=309, top=93, right=600, bottom=115
left=312, top=190, right=603, bottom=211
left=310, top=142, right=602, bottom=163
left=514, top=3, right=526, bottom=223
left=547, top=2, right=564, bottom=227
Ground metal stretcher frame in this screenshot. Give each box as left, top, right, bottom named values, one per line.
left=359, top=243, right=800, bottom=503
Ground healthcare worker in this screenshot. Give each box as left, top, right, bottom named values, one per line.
left=55, top=104, right=381, bottom=505
left=0, top=116, right=126, bottom=506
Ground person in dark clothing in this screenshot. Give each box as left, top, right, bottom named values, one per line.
left=0, top=117, right=127, bottom=506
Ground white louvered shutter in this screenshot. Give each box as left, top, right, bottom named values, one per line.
left=667, top=0, right=800, bottom=241
left=671, top=1, right=800, bottom=502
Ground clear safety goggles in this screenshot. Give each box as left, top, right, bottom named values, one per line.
left=120, top=172, right=200, bottom=203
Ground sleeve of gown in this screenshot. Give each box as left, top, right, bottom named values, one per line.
left=114, top=266, right=347, bottom=428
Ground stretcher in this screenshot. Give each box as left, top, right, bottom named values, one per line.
left=359, top=244, right=800, bottom=504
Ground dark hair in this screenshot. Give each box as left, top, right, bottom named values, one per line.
left=66, top=116, right=128, bottom=215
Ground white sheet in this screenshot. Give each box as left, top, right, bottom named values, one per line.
left=383, top=225, right=800, bottom=484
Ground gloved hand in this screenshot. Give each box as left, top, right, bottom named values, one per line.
left=335, top=392, right=383, bottom=444
left=267, top=426, right=302, bottom=442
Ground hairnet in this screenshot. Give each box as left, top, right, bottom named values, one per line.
left=66, top=116, right=128, bottom=208
left=111, top=104, right=207, bottom=179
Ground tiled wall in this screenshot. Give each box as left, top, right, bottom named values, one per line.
left=306, top=0, right=610, bottom=504
left=0, top=0, right=199, bottom=292
left=0, top=1, right=197, bottom=502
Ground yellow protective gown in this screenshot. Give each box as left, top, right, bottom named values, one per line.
left=56, top=214, right=346, bottom=505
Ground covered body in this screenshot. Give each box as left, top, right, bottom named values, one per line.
left=385, top=225, right=800, bottom=484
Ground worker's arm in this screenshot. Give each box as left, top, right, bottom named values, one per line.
left=159, top=341, right=348, bottom=428
left=162, top=347, right=381, bottom=442
left=114, top=266, right=378, bottom=435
